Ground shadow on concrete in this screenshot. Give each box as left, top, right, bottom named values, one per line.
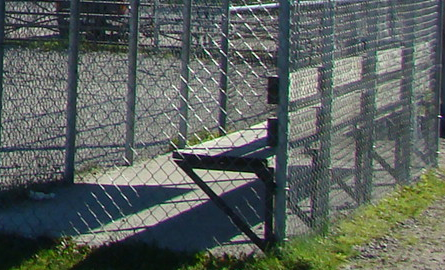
left=124, top=179, right=265, bottom=252
left=0, top=183, right=193, bottom=237
left=1, top=178, right=266, bottom=253
left=70, top=179, right=265, bottom=269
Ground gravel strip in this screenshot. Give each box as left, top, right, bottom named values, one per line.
left=343, top=196, right=445, bottom=270
left=343, top=140, right=445, bottom=270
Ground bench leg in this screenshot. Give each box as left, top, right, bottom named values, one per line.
left=254, top=167, right=276, bottom=246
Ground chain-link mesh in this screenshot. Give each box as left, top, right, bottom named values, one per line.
left=1, top=0, right=66, bottom=194
left=0, top=0, right=441, bottom=256
left=284, top=0, right=441, bottom=237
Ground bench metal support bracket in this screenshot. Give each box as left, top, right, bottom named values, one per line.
left=174, top=153, right=276, bottom=252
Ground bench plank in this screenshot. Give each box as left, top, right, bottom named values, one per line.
left=175, top=122, right=276, bottom=160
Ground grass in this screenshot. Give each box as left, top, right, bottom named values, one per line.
left=0, top=235, right=85, bottom=270
left=169, top=128, right=231, bottom=151
left=4, top=39, right=129, bottom=53
left=3, top=38, right=184, bottom=58
left=1, top=169, right=444, bottom=270
left=187, top=129, right=226, bottom=146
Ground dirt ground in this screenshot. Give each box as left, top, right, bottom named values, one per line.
left=343, top=139, right=445, bottom=270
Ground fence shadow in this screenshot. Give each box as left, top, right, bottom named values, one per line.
left=0, top=177, right=265, bottom=252
left=0, top=183, right=193, bottom=236
left=71, top=179, right=266, bottom=268
left=124, top=179, right=265, bottom=252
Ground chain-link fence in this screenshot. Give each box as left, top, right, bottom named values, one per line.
left=0, top=0, right=442, bottom=255
left=279, top=0, right=442, bottom=240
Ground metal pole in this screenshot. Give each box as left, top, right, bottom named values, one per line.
left=153, top=0, right=160, bottom=48
left=125, top=0, right=140, bottom=166
left=311, top=0, right=334, bottom=231
left=0, top=0, right=5, bottom=168
left=178, top=0, right=192, bottom=149
left=359, top=88, right=376, bottom=203
left=218, top=0, right=230, bottom=136
left=435, top=0, right=445, bottom=163
left=64, top=0, right=81, bottom=184
left=358, top=1, right=378, bottom=204
left=275, top=0, right=291, bottom=242
left=399, top=1, right=415, bottom=184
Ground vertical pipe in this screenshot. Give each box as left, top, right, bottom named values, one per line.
left=218, top=0, right=230, bottom=136
left=387, top=0, right=396, bottom=42
left=399, top=2, right=415, bottom=184
left=354, top=125, right=363, bottom=202
left=0, top=0, right=5, bottom=168
left=435, top=0, right=444, bottom=164
left=358, top=1, right=378, bottom=204
left=153, top=0, right=160, bottom=48
left=275, top=0, right=291, bottom=242
left=413, top=1, right=435, bottom=168
left=359, top=89, right=376, bottom=202
left=256, top=167, right=276, bottom=246
left=125, top=0, right=140, bottom=166
left=441, top=0, right=445, bottom=139
left=64, top=0, right=81, bottom=184
left=178, top=0, right=192, bottom=149
left=312, top=0, right=335, bottom=231
left=312, top=107, right=331, bottom=230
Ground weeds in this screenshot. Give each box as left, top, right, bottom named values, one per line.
left=169, top=128, right=229, bottom=151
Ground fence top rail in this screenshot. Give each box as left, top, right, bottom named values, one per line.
left=230, top=0, right=371, bottom=13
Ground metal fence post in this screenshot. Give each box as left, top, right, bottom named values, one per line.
left=399, top=1, right=415, bottom=184
left=178, top=0, right=192, bottom=149
left=311, top=0, right=335, bottom=231
left=125, top=0, right=140, bottom=166
left=416, top=0, right=439, bottom=168
left=218, top=0, right=230, bottom=136
left=64, top=0, right=81, bottom=184
left=359, top=88, right=376, bottom=203
left=0, top=0, right=5, bottom=167
left=435, top=0, right=445, bottom=163
left=153, top=0, right=160, bottom=48
left=357, top=1, right=378, bottom=204
left=275, top=0, right=291, bottom=242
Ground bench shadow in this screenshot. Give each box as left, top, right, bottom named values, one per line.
left=69, top=179, right=266, bottom=270
left=1, top=178, right=266, bottom=250
left=123, top=179, right=266, bottom=252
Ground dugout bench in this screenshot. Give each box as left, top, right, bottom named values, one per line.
left=172, top=77, right=280, bottom=252
left=173, top=119, right=278, bottom=252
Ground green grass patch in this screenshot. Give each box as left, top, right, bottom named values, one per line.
left=1, top=170, right=444, bottom=270
left=4, top=39, right=128, bottom=53
left=187, top=129, right=224, bottom=146
left=4, top=40, right=68, bottom=52
left=3, top=38, right=183, bottom=57
left=169, top=128, right=231, bottom=151
left=0, top=235, right=87, bottom=270
left=71, top=241, right=196, bottom=270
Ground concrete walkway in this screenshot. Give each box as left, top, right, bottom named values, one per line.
left=0, top=126, right=270, bottom=254
left=0, top=122, right=403, bottom=254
